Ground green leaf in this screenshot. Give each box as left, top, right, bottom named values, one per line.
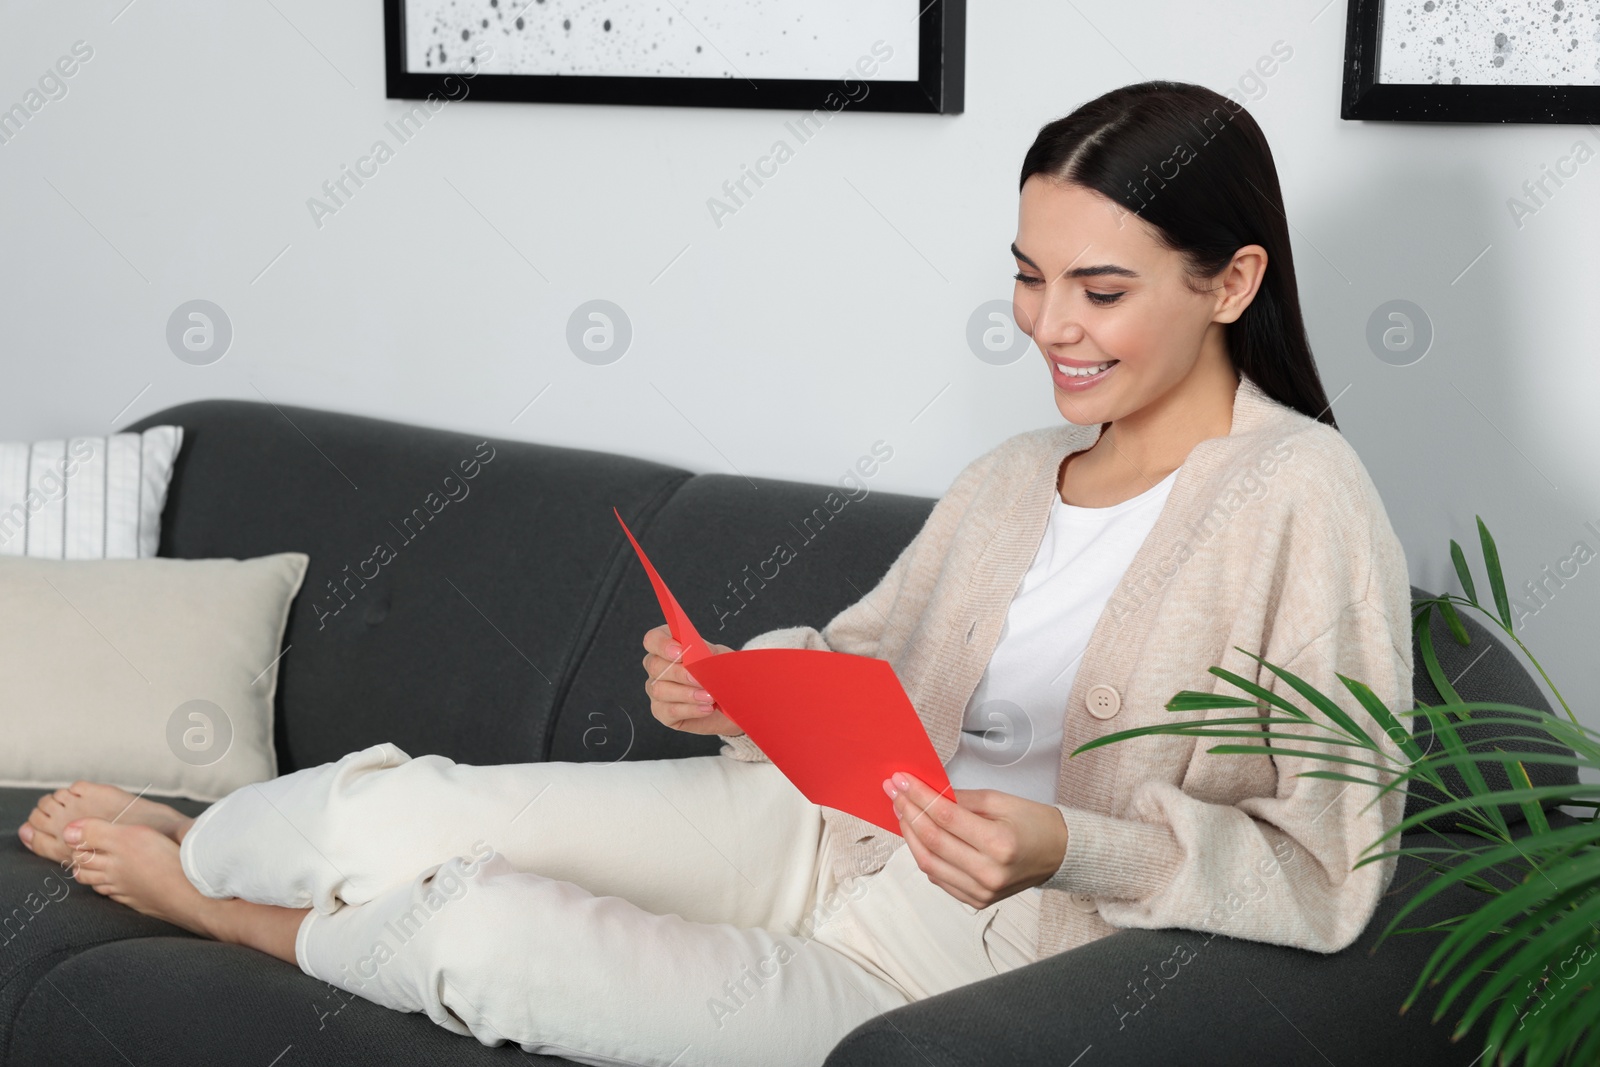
left=1505, top=755, right=1551, bottom=837
left=1395, top=702, right=1598, bottom=751
left=1338, top=673, right=1426, bottom=764
left=1465, top=921, right=1593, bottom=1062
left=1431, top=860, right=1599, bottom=1014
left=1434, top=879, right=1600, bottom=1037
left=1382, top=844, right=1593, bottom=979
left=1378, top=785, right=1581, bottom=857
left=1383, top=748, right=1594, bottom=816
left=1296, top=764, right=1449, bottom=822
left=1548, top=987, right=1600, bottom=1067
left=1477, top=515, right=1513, bottom=631
left=1166, top=729, right=1368, bottom=746
left=1415, top=605, right=1465, bottom=709
left=1198, top=744, right=1392, bottom=770
left=1198, top=664, right=1314, bottom=721
left=1440, top=876, right=1600, bottom=1036
left=1067, top=716, right=1340, bottom=758
left=1297, top=770, right=1392, bottom=786
left=1230, top=646, right=1380, bottom=749
left=1439, top=599, right=1471, bottom=646
left=1162, top=691, right=1261, bottom=711
left=1452, top=878, right=1600, bottom=1038
left=1378, top=821, right=1600, bottom=941
left=1420, top=688, right=1509, bottom=839
left=1450, top=538, right=1478, bottom=604
left=1489, top=905, right=1600, bottom=1059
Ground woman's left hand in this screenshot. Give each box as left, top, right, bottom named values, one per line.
left=883, top=772, right=1069, bottom=909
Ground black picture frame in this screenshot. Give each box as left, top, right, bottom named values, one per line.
left=1342, top=0, right=1600, bottom=123
left=383, top=0, right=965, bottom=114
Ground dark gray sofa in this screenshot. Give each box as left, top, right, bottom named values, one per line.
left=1, top=399, right=1578, bottom=1066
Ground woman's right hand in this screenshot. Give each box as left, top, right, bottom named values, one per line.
left=642, top=624, right=742, bottom=736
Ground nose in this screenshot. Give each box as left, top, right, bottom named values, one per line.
left=1019, top=284, right=1083, bottom=351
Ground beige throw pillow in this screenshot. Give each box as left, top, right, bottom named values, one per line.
left=0, top=552, right=308, bottom=801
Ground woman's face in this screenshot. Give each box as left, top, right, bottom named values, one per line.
left=1011, top=175, right=1253, bottom=428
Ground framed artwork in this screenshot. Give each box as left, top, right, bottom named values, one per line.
left=383, top=0, right=965, bottom=114
left=1342, top=0, right=1600, bottom=123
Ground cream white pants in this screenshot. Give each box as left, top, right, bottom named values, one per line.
left=178, top=742, right=1040, bottom=1067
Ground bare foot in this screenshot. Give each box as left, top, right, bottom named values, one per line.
left=18, top=781, right=195, bottom=866
left=61, top=819, right=220, bottom=934
left=64, top=818, right=306, bottom=965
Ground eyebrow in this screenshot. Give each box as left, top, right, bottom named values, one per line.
left=1011, top=243, right=1139, bottom=279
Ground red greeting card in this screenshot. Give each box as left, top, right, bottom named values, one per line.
left=615, top=507, right=952, bottom=835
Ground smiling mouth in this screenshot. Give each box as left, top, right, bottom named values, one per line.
left=1054, top=359, right=1119, bottom=378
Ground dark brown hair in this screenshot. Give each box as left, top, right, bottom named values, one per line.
left=1019, top=80, right=1338, bottom=429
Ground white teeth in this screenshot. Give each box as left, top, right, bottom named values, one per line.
left=1057, top=361, right=1116, bottom=377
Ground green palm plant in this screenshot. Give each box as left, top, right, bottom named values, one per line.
left=1073, top=515, right=1599, bottom=1067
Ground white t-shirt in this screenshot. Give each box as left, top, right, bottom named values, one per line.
left=943, top=466, right=1180, bottom=805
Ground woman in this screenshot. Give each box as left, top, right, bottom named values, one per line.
left=17, top=80, right=1413, bottom=1066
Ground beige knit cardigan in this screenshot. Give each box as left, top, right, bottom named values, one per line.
left=717, top=371, right=1415, bottom=962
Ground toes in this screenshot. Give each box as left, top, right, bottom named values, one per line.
left=26, top=809, right=72, bottom=857
left=66, top=833, right=100, bottom=865
left=19, top=820, right=73, bottom=865
left=73, top=862, right=109, bottom=887
left=63, top=816, right=105, bottom=849
left=67, top=850, right=96, bottom=880
left=71, top=818, right=165, bottom=854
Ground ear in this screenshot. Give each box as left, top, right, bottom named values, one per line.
left=1213, top=244, right=1269, bottom=325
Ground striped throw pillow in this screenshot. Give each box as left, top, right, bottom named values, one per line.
left=0, top=426, right=184, bottom=559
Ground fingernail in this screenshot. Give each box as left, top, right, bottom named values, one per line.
left=882, top=777, right=898, bottom=799
left=892, top=772, right=911, bottom=792
left=665, top=642, right=681, bottom=656
left=63, top=824, right=82, bottom=844
left=18, top=824, right=33, bottom=844
left=694, top=689, right=712, bottom=703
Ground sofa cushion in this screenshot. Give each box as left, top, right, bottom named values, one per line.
left=549, top=471, right=934, bottom=763
left=124, top=401, right=693, bottom=773
left=8, top=937, right=572, bottom=1067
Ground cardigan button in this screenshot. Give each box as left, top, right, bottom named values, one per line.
left=1067, top=892, right=1098, bottom=913
left=1085, top=683, right=1122, bottom=719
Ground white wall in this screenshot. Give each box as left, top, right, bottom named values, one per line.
left=3, top=1, right=1597, bottom=745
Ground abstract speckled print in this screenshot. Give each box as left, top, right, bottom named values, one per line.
left=402, top=0, right=920, bottom=80
left=1378, top=0, right=1600, bottom=85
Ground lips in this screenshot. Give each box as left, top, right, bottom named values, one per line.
left=1049, top=358, right=1120, bottom=391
